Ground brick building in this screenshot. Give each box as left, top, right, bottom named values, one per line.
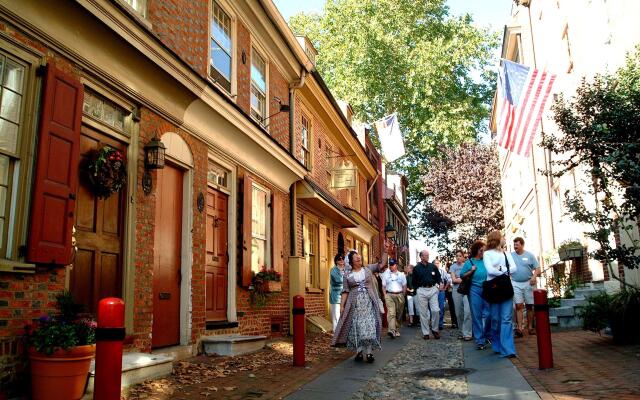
left=0, top=0, right=382, bottom=393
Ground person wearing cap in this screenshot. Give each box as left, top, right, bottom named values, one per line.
left=381, top=258, right=406, bottom=338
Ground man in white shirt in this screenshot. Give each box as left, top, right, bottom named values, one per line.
left=381, top=258, right=407, bottom=338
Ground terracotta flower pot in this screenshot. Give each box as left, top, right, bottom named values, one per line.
left=29, top=344, right=96, bottom=400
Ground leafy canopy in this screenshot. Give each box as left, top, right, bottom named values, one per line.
left=542, top=46, right=640, bottom=279
left=417, top=143, right=504, bottom=254
left=289, top=0, right=499, bottom=218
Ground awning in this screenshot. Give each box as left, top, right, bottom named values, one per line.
left=344, top=208, right=379, bottom=242
left=296, top=178, right=357, bottom=228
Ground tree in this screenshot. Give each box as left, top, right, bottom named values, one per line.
left=416, top=143, right=504, bottom=254
left=289, top=0, right=498, bottom=218
left=542, top=46, right=640, bottom=284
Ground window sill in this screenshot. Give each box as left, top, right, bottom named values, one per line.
left=208, top=77, right=236, bottom=101
left=0, top=260, right=36, bottom=274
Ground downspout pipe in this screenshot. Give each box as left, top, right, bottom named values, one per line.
left=288, top=69, right=307, bottom=256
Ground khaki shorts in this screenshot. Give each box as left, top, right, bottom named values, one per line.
left=512, top=280, right=534, bottom=305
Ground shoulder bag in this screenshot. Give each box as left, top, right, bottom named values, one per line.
left=457, top=260, right=474, bottom=296
left=481, top=253, right=514, bottom=304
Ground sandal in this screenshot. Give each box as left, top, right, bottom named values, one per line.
left=354, top=352, right=363, bottom=362
left=366, top=354, right=375, bottom=363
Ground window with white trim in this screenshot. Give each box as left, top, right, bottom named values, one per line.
left=251, top=183, right=270, bottom=273
left=301, top=115, right=310, bottom=168
left=250, top=49, right=266, bottom=125
left=121, top=0, right=146, bottom=18
left=210, top=1, right=232, bottom=92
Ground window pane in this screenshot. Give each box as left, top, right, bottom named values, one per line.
left=0, top=186, right=5, bottom=218
left=4, top=59, right=24, bottom=94
left=123, top=0, right=146, bottom=15
left=251, top=51, right=266, bottom=93
left=0, top=89, right=21, bottom=123
left=211, top=39, right=231, bottom=80
left=0, top=155, right=8, bottom=186
left=0, top=118, right=18, bottom=154
left=212, top=3, right=231, bottom=53
left=252, top=186, right=267, bottom=237
left=251, top=86, right=265, bottom=121
left=251, top=237, right=266, bottom=273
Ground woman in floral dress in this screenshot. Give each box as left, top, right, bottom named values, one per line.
left=331, top=252, right=382, bottom=363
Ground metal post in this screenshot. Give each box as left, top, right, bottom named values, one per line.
left=533, top=289, right=553, bottom=369
left=94, top=297, right=125, bottom=400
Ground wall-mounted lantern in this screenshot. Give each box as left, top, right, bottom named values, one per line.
left=142, top=136, right=166, bottom=195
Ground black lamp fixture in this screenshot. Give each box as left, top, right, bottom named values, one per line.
left=142, top=136, right=166, bottom=195
left=384, top=223, right=397, bottom=239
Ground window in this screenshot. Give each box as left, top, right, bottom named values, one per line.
left=303, top=216, right=318, bottom=287
left=251, top=183, right=270, bottom=273
left=210, top=2, right=232, bottom=92
left=83, top=89, right=128, bottom=134
left=0, top=50, right=30, bottom=258
left=121, top=0, right=146, bottom=18
left=301, top=115, right=310, bottom=168
left=250, top=49, right=266, bottom=124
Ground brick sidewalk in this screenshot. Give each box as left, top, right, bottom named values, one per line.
left=511, top=330, right=640, bottom=400
left=124, top=333, right=352, bottom=400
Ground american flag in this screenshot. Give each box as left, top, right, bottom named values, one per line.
left=496, top=60, right=556, bottom=157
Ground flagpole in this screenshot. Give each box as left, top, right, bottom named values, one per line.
left=526, top=3, right=556, bottom=261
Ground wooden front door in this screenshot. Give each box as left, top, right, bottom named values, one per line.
left=70, top=126, right=125, bottom=314
left=205, top=187, right=228, bottom=321
left=152, top=164, right=183, bottom=348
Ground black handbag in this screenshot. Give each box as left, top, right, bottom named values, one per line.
left=482, top=253, right=514, bottom=304
left=457, top=259, right=474, bottom=296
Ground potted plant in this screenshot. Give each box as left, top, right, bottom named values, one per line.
left=25, top=292, right=96, bottom=400
left=579, top=288, right=640, bottom=344
left=557, top=239, right=583, bottom=261
left=249, top=267, right=282, bottom=307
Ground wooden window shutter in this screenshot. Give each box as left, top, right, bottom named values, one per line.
left=241, top=174, right=253, bottom=287
left=359, top=176, right=367, bottom=217
left=27, top=64, right=83, bottom=265
left=271, top=191, right=283, bottom=273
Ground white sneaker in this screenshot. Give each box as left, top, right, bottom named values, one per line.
left=394, top=331, right=400, bottom=337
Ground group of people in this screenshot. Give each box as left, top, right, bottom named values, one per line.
left=329, top=230, right=541, bottom=363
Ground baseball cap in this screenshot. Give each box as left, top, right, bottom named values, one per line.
left=388, top=258, right=397, bottom=265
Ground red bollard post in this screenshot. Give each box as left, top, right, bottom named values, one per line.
left=94, top=298, right=125, bottom=400
left=292, top=295, right=305, bottom=367
left=533, top=289, right=553, bottom=369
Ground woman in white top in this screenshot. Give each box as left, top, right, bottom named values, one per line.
left=483, top=230, right=518, bottom=358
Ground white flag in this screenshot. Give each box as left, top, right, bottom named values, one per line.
left=375, top=113, right=405, bottom=162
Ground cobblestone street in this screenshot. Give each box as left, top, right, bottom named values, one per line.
left=351, top=328, right=468, bottom=400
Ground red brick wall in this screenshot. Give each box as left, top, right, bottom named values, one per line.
left=135, top=109, right=208, bottom=350
left=147, top=0, right=209, bottom=77
left=269, top=65, right=290, bottom=149
left=236, top=21, right=251, bottom=113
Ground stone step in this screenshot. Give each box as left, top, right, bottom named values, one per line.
left=556, top=315, right=583, bottom=329
left=201, top=334, right=266, bottom=356
left=549, top=306, right=575, bottom=317
left=561, top=297, right=588, bottom=308
left=574, top=288, right=602, bottom=299
left=85, top=352, right=174, bottom=394
left=306, top=315, right=332, bottom=334
left=549, top=315, right=558, bottom=325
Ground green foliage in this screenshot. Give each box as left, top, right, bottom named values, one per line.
left=546, top=267, right=581, bottom=299
left=579, top=288, right=640, bottom=343
left=249, top=267, right=281, bottom=308
left=579, top=291, right=612, bottom=333
left=542, top=46, right=640, bottom=279
left=289, top=0, right=499, bottom=218
left=557, top=239, right=582, bottom=252
left=26, top=291, right=96, bottom=355
left=416, top=142, right=504, bottom=252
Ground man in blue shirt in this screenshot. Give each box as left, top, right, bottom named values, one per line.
left=510, top=237, right=540, bottom=336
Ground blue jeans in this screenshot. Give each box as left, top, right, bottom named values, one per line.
left=469, top=285, right=491, bottom=346
left=438, top=290, right=446, bottom=330
left=490, top=297, right=517, bottom=357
